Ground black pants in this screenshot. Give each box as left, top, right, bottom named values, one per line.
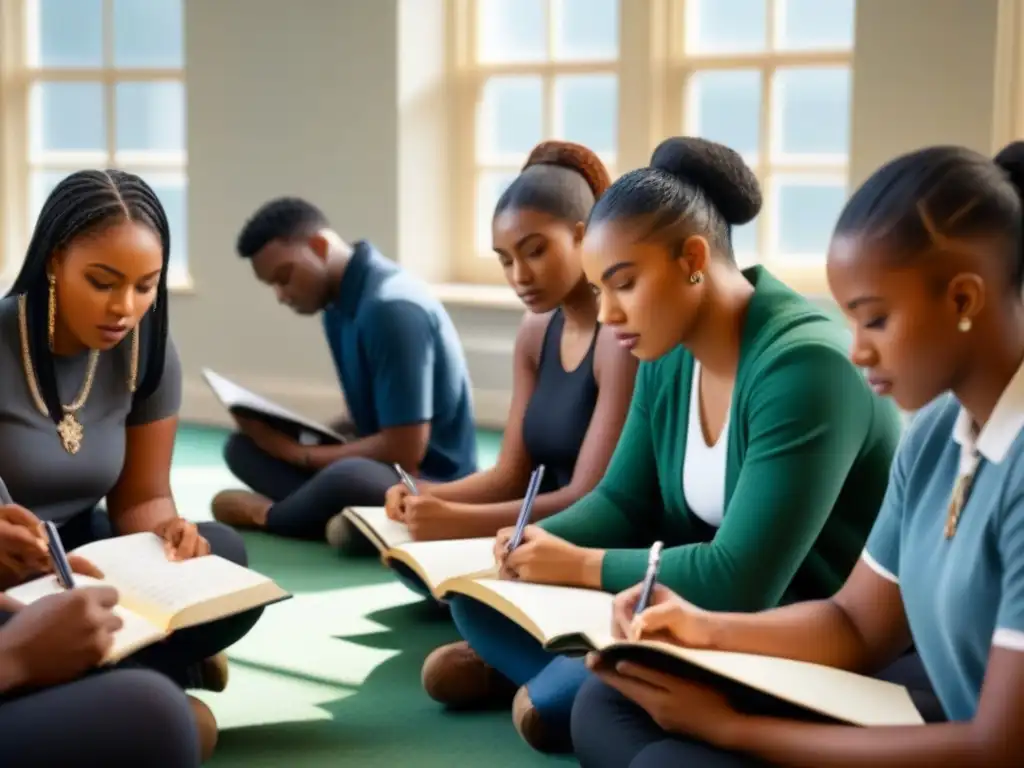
left=223, top=432, right=399, bottom=541
left=54, top=507, right=264, bottom=689
left=571, top=652, right=945, bottom=767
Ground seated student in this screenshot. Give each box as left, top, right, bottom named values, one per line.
left=571, top=142, right=1024, bottom=768
left=0, top=577, right=202, bottom=765
left=0, top=169, right=265, bottom=760
left=422, top=137, right=905, bottom=753
left=211, top=198, right=478, bottom=545
left=383, top=140, right=637, bottom=551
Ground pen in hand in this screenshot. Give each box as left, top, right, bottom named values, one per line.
left=634, top=540, right=663, bottom=615
left=394, top=464, right=418, bottom=495
left=506, top=465, right=545, bottom=554
left=43, top=521, right=76, bottom=589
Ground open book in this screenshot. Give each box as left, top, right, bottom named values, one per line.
left=341, top=506, right=498, bottom=597
left=201, top=367, right=346, bottom=445
left=436, top=578, right=925, bottom=728
left=7, top=532, right=290, bottom=663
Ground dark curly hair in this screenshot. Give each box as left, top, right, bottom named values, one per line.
left=236, top=197, right=330, bottom=258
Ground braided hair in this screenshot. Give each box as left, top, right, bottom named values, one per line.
left=5, top=169, right=171, bottom=425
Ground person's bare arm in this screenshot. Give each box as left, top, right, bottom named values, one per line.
left=106, top=416, right=180, bottom=534
left=304, top=423, right=430, bottom=471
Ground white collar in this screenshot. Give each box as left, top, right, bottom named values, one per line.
left=953, top=356, right=1024, bottom=463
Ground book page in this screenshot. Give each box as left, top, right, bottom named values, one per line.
left=344, top=506, right=412, bottom=550
left=201, top=368, right=344, bottom=441
left=73, top=533, right=275, bottom=625
left=455, top=579, right=614, bottom=645
left=388, top=537, right=496, bottom=590
left=6, top=573, right=166, bottom=662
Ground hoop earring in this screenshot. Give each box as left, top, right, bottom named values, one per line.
left=47, top=273, right=56, bottom=351
left=689, top=271, right=704, bottom=285
left=958, top=317, right=972, bottom=333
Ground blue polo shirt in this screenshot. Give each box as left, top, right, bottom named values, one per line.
left=322, top=241, right=478, bottom=481
left=863, top=361, right=1024, bottom=722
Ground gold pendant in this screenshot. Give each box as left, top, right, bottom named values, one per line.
left=56, top=412, right=83, bottom=454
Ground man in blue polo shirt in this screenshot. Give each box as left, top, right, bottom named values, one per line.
left=211, top=197, right=478, bottom=549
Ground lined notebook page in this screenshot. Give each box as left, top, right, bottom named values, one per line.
left=470, top=579, right=614, bottom=643
left=74, top=533, right=271, bottom=618
left=347, top=506, right=412, bottom=549
left=391, top=537, right=496, bottom=588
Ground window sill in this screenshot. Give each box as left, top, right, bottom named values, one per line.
left=167, top=267, right=195, bottom=294
left=431, top=282, right=524, bottom=311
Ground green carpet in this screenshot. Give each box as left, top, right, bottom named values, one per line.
left=170, top=425, right=569, bottom=766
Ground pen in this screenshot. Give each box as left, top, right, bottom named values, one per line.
left=43, top=521, right=75, bottom=589
left=507, top=465, right=545, bottom=553
left=634, top=541, right=663, bottom=613
left=394, top=463, right=418, bottom=495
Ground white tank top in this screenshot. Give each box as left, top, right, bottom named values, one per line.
left=682, top=361, right=729, bottom=527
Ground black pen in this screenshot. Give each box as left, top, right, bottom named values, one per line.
left=507, top=465, right=545, bottom=553
left=394, top=463, right=418, bottom=495
left=634, top=541, right=663, bottom=613
left=43, top=521, right=75, bottom=589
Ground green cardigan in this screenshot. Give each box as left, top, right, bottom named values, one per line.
left=540, top=266, right=903, bottom=612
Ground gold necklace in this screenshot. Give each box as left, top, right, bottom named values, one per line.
left=18, top=294, right=100, bottom=455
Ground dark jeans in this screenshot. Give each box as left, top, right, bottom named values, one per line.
left=0, top=668, right=201, bottom=766
left=223, top=432, right=398, bottom=543
left=570, top=652, right=946, bottom=767
left=54, top=507, right=264, bottom=689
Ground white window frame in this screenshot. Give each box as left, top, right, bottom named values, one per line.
left=452, top=0, right=856, bottom=294
left=0, top=0, right=190, bottom=290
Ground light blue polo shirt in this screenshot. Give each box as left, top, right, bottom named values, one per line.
left=863, top=363, right=1024, bottom=722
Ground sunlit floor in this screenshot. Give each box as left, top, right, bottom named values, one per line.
left=171, top=425, right=569, bottom=766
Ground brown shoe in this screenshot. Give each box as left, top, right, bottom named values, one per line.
left=421, top=641, right=517, bottom=709
left=187, top=695, right=219, bottom=762
left=512, top=685, right=572, bottom=753
left=199, top=653, right=229, bottom=692
left=211, top=490, right=271, bottom=528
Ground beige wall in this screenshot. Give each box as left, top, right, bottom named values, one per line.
left=174, top=0, right=1004, bottom=430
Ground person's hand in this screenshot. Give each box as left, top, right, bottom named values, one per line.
left=385, top=483, right=412, bottom=522
left=493, top=525, right=602, bottom=588
left=153, top=518, right=211, bottom=560
left=585, top=655, right=743, bottom=746
left=404, top=496, right=463, bottom=541
left=612, top=582, right=712, bottom=646
left=0, top=505, right=104, bottom=589
left=0, top=586, right=123, bottom=690
left=238, top=418, right=307, bottom=467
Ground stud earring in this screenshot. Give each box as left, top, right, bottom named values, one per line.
left=47, top=273, right=56, bottom=351
left=689, top=271, right=703, bottom=285
left=958, top=317, right=972, bottom=333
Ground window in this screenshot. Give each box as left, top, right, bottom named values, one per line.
left=0, top=0, right=188, bottom=287
left=453, top=0, right=856, bottom=292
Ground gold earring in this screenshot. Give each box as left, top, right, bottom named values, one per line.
left=689, top=271, right=703, bottom=285
left=128, top=326, right=139, bottom=393
left=47, top=273, right=56, bottom=351
left=958, top=317, right=972, bottom=333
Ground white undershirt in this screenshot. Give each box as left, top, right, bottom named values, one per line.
left=683, top=361, right=729, bottom=527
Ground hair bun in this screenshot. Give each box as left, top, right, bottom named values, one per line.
left=995, top=141, right=1024, bottom=200
left=525, top=140, right=611, bottom=198
left=649, top=137, right=762, bottom=226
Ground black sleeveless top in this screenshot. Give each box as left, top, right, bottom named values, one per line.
left=521, top=310, right=600, bottom=493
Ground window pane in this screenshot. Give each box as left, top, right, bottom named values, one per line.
left=476, top=171, right=518, bottom=252
left=477, top=76, right=544, bottom=163
left=687, top=0, right=767, bottom=53
left=553, top=0, right=618, bottom=60
left=115, top=82, right=185, bottom=154
left=731, top=219, right=759, bottom=266
left=137, top=172, right=188, bottom=276
left=688, top=70, right=761, bottom=160
left=777, top=0, right=855, bottom=51
left=30, top=82, right=105, bottom=156
left=553, top=74, right=617, bottom=157
left=113, top=0, right=184, bottom=67
left=773, top=177, right=846, bottom=259
left=30, top=170, right=71, bottom=227
left=773, top=67, right=851, bottom=159
left=32, top=0, right=102, bottom=67
left=478, top=0, right=546, bottom=63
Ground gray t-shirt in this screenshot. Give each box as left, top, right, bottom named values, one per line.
left=0, top=295, right=182, bottom=523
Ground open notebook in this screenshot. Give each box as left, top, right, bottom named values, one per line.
left=201, top=367, right=346, bottom=445
left=341, top=506, right=498, bottom=597
left=7, top=532, right=290, bottom=663
left=435, top=578, right=925, bottom=728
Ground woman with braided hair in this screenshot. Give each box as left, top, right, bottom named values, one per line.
left=0, top=169, right=263, bottom=763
